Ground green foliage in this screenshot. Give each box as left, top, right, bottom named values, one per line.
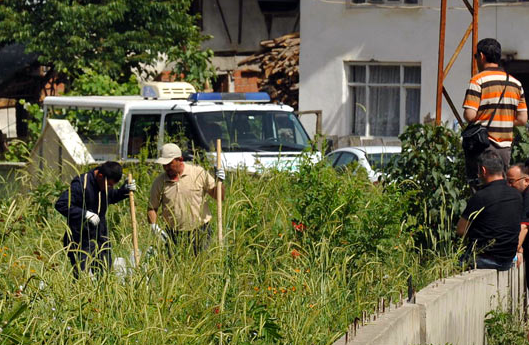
left=52, top=70, right=141, bottom=138
left=511, top=126, right=529, bottom=164
left=0, top=158, right=459, bottom=344
left=0, top=0, right=215, bottom=89
left=2, top=100, right=43, bottom=162
left=485, top=306, right=529, bottom=345
left=3, top=139, right=30, bottom=163
left=290, top=156, right=405, bottom=256
left=68, top=68, right=140, bottom=96
left=385, top=124, right=471, bottom=248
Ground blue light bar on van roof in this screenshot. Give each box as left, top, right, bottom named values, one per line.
left=188, top=92, right=271, bottom=103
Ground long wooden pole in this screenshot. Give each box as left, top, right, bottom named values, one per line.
left=472, top=0, right=479, bottom=76
left=435, top=0, right=447, bottom=125
left=444, top=22, right=473, bottom=77
left=216, top=139, right=223, bottom=245
left=128, top=173, right=140, bottom=267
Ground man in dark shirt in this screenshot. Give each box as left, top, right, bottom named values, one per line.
left=457, top=151, right=522, bottom=270
left=55, top=162, right=136, bottom=278
left=506, top=163, right=529, bottom=256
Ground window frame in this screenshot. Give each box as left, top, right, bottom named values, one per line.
left=346, top=0, right=422, bottom=7
left=481, top=0, right=529, bottom=4
left=346, top=62, right=421, bottom=138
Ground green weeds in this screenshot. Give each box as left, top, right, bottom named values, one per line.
left=0, top=154, right=459, bottom=344
left=485, top=306, right=529, bottom=345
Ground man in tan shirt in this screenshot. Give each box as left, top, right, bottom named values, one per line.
left=148, top=143, right=225, bottom=253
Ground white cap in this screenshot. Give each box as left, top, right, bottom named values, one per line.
left=155, top=143, right=182, bottom=165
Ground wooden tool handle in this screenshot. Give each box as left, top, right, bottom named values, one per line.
left=216, top=139, right=223, bottom=245
left=128, top=173, right=140, bottom=267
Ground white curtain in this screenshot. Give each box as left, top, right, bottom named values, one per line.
left=369, top=86, right=400, bottom=136
left=405, top=88, right=421, bottom=126
left=351, top=86, right=367, bottom=135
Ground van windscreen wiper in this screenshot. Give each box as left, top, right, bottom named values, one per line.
left=222, top=145, right=266, bottom=152
left=256, top=143, right=305, bottom=151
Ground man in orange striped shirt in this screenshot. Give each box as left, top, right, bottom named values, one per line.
left=463, top=38, right=527, bottom=186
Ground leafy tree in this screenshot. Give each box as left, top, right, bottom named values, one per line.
left=0, top=0, right=214, bottom=90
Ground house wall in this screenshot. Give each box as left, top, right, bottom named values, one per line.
left=299, top=1, right=529, bottom=138
left=202, top=0, right=299, bottom=54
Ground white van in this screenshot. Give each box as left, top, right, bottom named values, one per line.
left=42, top=82, right=313, bottom=172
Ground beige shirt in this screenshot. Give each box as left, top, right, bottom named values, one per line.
left=148, top=163, right=216, bottom=231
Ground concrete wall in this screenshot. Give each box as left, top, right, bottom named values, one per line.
left=299, top=1, right=529, bottom=138
left=29, top=119, right=95, bottom=183
left=202, top=0, right=299, bottom=53
left=334, top=265, right=526, bottom=345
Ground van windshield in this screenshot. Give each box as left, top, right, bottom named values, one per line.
left=193, top=111, right=310, bottom=152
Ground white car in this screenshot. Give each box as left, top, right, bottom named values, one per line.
left=325, top=146, right=401, bottom=182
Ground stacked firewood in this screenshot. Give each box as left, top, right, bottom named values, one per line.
left=238, top=32, right=300, bottom=109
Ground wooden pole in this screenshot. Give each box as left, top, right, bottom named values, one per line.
left=444, top=22, right=473, bottom=77
left=128, top=173, right=140, bottom=267
left=472, top=0, right=479, bottom=76
left=435, top=0, right=447, bottom=126
left=216, top=139, right=223, bottom=245
left=442, top=87, right=464, bottom=127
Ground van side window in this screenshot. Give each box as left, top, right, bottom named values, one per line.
left=274, top=113, right=296, bottom=143
left=164, top=113, right=194, bottom=152
left=127, top=114, right=160, bottom=158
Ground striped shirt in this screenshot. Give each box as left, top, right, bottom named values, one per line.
left=463, top=68, right=527, bottom=148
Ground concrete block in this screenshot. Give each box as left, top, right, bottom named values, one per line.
left=333, top=266, right=525, bottom=345
left=336, top=303, right=421, bottom=345
left=415, top=269, right=497, bottom=345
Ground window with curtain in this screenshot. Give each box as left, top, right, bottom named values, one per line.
left=348, top=63, right=421, bottom=137
left=482, top=0, right=529, bottom=3
left=350, top=0, right=420, bottom=5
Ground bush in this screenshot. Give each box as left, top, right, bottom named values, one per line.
left=385, top=124, right=471, bottom=250
left=511, top=126, right=529, bottom=164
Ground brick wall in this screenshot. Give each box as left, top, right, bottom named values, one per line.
left=233, top=70, right=261, bottom=93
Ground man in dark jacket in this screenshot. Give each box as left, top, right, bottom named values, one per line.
left=55, top=161, right=136, bottom=278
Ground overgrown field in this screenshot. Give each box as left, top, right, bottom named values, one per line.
left=0, top=156, right=460, bottom=344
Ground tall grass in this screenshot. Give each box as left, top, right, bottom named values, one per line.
left=0, top=158, right=460, bottom=344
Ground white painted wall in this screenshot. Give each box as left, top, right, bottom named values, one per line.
left=0, top=108, right=16, bottom=138
left=299, top=1, right=529, bottom=138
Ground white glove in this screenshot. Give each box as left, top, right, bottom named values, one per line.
left=85, top=211, right=100, bottom=227
left=125, top=179, right=137, bottom=192
left=150, top=223, right=168, bottom=243
left=215, top=167, right=225, bottom=181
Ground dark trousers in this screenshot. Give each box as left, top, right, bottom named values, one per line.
left=460, top=252, right=513, bottom=271
left=167, top=223, right=212, bottom=256
left=474, top=255, right=513, bottom=271
left=67, top=241, right=112, bottom=279
left=464, top=144, right=511, bottom=188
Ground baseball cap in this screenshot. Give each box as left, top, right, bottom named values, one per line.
left=156, top=143, right=182, bottom=165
